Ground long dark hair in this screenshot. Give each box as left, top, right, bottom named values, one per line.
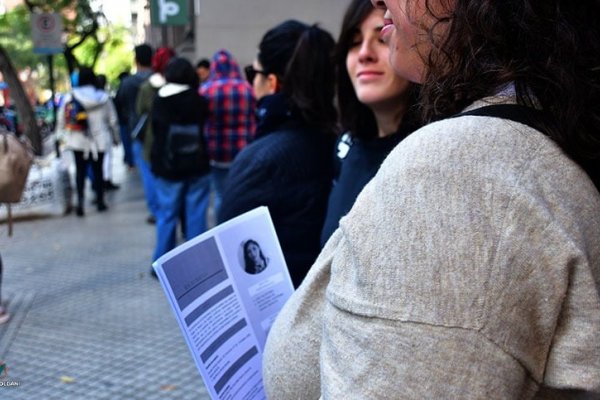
left=418, top=0, right=600, bottom=187
left=258, top=20, right=338, bottom=135
left=243, top=240, right=267, bottom=274
left=335, top=0, right=378, bottom=139
left=335, top=0, right=419, bottom=140
left=77, top=67, right=96, bottom=87
left=165, top=57, right=199, bottom=87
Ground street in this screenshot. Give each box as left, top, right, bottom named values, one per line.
left=0, top=150, right=210, bottom=399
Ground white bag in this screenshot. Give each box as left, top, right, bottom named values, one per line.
left=0, top=154, right=72, bottom=220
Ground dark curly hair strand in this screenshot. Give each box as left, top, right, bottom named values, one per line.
left=420, top=0, right=600, bottom=187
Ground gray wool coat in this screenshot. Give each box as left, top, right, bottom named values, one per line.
left=262, top=94, right=600, bottom=399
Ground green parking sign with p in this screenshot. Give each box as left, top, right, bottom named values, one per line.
left=150, top=0, right=189, bottom=26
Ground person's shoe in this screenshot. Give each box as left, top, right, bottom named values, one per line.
left=76, top=206, right=85, bottom=217
left=104, top=180, right=120, bottom=190
left=97, top=203, right=108, bottom=212
left=146, top=215, right=156, bottom=224
left=0, top=306, right=11, bottom=325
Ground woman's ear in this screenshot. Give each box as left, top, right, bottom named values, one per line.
left=267, top=73, right=280, bottom=94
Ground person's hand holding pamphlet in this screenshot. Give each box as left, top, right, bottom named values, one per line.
left=152, top=206, right=294, bottom=400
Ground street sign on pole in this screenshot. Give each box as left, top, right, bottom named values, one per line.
left=150, top=0, right=189, bottom=26
left=31, top=13, right=63, bottom=55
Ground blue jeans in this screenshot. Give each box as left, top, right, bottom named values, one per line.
left=132, top=140, right=159, bottom=217
left=119, top=124, right=134, bottom=167
left=153, top=174, right=211, bottom=261
left=210, top=165, right=229, bottom=216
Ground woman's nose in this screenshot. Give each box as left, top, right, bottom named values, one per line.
left=358, top=41, right=376, bottom=63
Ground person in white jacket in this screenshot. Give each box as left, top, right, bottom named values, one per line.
left=58, top=67, right=119, bottom=216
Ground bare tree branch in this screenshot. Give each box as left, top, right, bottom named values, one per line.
left=0, top=46, right=41, bottom=154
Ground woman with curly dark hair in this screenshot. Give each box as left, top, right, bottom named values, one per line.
left=263, top=0, right=600, bottom=398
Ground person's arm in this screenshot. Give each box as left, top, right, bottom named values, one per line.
left=106, top=99, right=120, bottom=145
left=55, top=94, right=69, bottom=141
left=263, top=229, right=342, bottom=400
left=135, top=83, right=151, bottom=116
left=149, top=99, right=167, bottom=173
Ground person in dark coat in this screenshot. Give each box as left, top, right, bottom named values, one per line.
left=115, top=44, right=157, bottom=223
left=150, top=57, right=210, bottom=265
left=218, top=20, right=338, bottom=288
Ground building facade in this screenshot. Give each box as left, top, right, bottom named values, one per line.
left=133, top=0, right=349, bottom=70
left=193, top=0, right=349, bottom=67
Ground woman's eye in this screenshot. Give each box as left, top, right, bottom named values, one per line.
left=350, top=33, right=363, bottom=48
left=351, top=39, right=363, bottom=48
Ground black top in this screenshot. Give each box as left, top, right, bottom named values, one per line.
left=218, top=93, right=335, bottom=288
left=150, top=87, right=210, bottom=180
left=320, top=114, right=420, bottom=247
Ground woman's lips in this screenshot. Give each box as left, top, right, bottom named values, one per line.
left=357, top=71, right=384, bottom=81
left=380, top=13, right=394, bottom=42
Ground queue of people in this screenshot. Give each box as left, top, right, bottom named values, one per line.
left=57, top=0, right=599, bottom=396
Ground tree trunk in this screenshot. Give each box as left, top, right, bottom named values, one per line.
left=0, top=45, right=42, bottom=155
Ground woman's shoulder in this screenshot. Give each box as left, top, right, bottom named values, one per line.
left=387, top=110, right=560, bottom=173
left=378, top=110, right=600, bottom=220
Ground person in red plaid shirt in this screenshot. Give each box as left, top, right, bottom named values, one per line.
left=199, top=49, right=257, bottom=215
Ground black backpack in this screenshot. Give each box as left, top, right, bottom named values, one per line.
left=163, top=122, right=206, bottom=175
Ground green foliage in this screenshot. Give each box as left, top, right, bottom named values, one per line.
left=72, top=25, right=133, bottom=90
left=94, top=26, right=134, bottom=91
left=0, top=1, right=133, bottom=93
left=0, top=4, right=41, bottom=70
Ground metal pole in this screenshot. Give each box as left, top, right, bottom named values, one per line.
left=161, top=25, right=168, bottom=46
left=47, top=54, right=60, bottom=157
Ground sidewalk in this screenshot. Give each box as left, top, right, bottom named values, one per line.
left=0, top=150, right=210, bottom=399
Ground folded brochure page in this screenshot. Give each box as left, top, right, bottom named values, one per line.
left=153, top=206, right=294, bottom=400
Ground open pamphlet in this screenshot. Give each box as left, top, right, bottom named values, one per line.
left=153, top=206, right=294, bottom=400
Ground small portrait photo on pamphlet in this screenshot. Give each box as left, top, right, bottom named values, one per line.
left=241, top=239, right=269, bottom=275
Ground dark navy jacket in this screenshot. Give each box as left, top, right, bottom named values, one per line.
left=218, top=94, right=335, bottom=288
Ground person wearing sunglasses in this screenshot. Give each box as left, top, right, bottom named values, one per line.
left=218, top=20, right=338, bottom=288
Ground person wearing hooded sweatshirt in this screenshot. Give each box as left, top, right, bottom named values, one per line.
left=58, top=67, right=119, bottom=216
left=199, top=49, right=256, bottom=216
left=150, top=57, right=211, bottom=265
left=137, top=47, right=176, bottom=164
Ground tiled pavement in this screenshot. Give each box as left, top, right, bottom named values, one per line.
left=0, top=151, right=210, bottom=399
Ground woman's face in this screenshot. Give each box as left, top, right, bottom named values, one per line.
left=246, top=243, right=261, bottom=264
left=251, top=59, right=273, bottom=101
left=371, top=0, right=452, bottom=84
left=346, top=9, right=411, bottom=109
